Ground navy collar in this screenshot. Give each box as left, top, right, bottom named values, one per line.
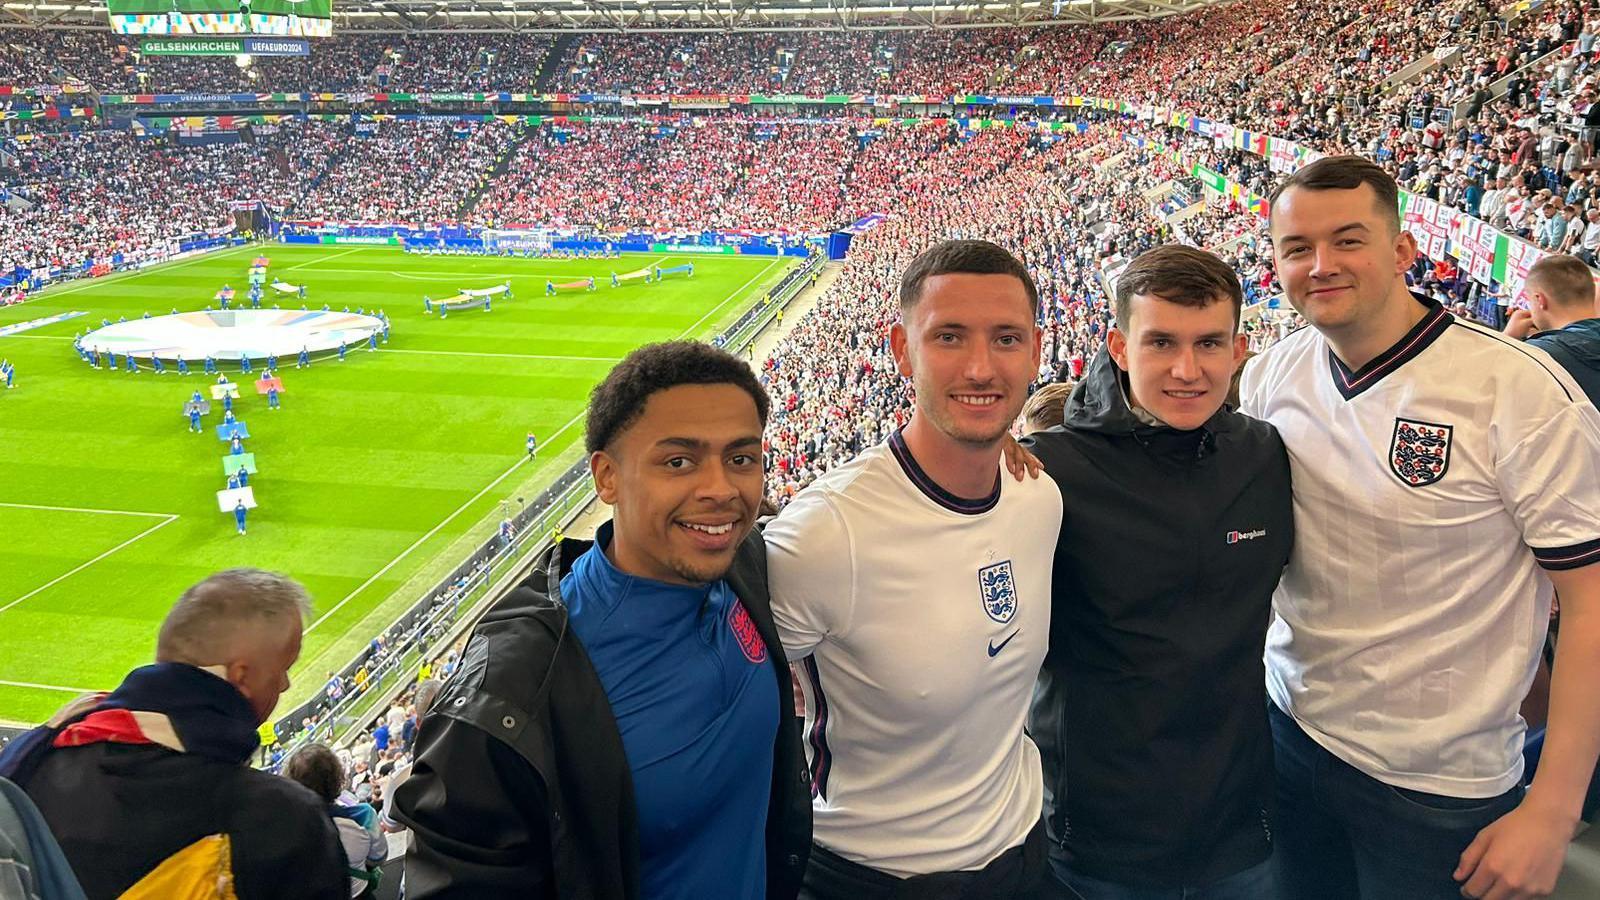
left=1328, top=293, right=1453, bottom=401
left=887, top=428, right=1001, bottom=516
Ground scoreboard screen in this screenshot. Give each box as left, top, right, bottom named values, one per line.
left=107, top=0, right=332, bottom=37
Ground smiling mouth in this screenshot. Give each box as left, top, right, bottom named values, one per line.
left=1164, top=389, right=1206, bottom=399
left=679, top=521, right=736, bottom=536
left=952, top=393, right=1001, bottom=407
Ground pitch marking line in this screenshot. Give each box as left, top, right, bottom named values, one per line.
left=0, top=501, right=176, bottom=518
left=383, top=348, right=621, bottom=363
left=283, top=247, right=367, bottom=272
left=0, top=678, right=100, bottom=695
left=0, top=514, right=179, bottom=616
left=303, top=408, right=587, bottom=634
left=25, top=245, right=256, bottom=303
left=302, top=257, right=783, bottom=635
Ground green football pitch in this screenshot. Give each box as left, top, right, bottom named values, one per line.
left=0, top=244, right=794, bottom=726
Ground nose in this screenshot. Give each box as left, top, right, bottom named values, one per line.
left=1171, top=346, right=1201, bottom=382
left=697, top=459, right=741, bottom=505
left=963, top=342, right=996, bottom=385
left=1310, top=244, right=1339, bottom=280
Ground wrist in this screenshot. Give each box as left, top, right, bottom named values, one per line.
left=1522, top=783, right=1583, bottom=831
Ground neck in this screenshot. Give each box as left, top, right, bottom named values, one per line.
left=900, top=414, right=1001, bottom=500
left=1325, top=286, right=1431, bottom=372
left=1543, top=307, right=1595, bottom=331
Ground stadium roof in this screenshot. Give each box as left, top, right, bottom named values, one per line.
left=3, top=0, right=1235, bottom=31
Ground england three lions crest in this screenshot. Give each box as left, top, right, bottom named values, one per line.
left=1389, top=418, right=1453, bottom=487
left=979, top=560, right=1017, bottom=624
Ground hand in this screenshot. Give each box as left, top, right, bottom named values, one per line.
left=1503, top=308, right=1537, bottom=340
left=1001, top=432, right=1044, bottom=481
left=1454, top=798, right=1576, bottom=899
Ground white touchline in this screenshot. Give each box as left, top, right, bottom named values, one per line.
left=680, top=256, right=784, bottom=337
left=0, top=501, right=177, bottom=518
left=283, top=246, right=368, bottom=272
left=302, top=408, right=587, bottom=635
left=301, top=256, right=785, bottom=637
left=382, top=348, right=622, bottom=363
left=0, top=515, right=179, bottom=615
left=24, top=245, right=254, bottom=303
left=0, top=678, right=101, bottom=695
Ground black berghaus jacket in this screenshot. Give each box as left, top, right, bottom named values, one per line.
left=393, top=526, right=811, bottom=899
left=1022, top=346, right=1294, bottom=889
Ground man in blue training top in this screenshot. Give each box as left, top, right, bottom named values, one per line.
left=240, top=356, right=252, bottom=375
left=298, top=347, right=310, bottom=369
left=396, top=340, right=811, bottom=900
left=227, top=470, right=241, bottom=491
left=126, top=355, right=140, bottom=375
left=230, top=435, right=244, bottom=456
left=189, top=406, right=203, bottom=434
left=233, top=500, right=248, bottom=535
left=338, top=342, right=347, bottom=362
left=267, top=383, right=280, bottom=411
left=205, top=356, right=218, bottom=375
left=152, top=356, right=166, bottom=375
left=177, top=355, right=190, bottom=376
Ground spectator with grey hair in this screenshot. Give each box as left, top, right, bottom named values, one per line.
left=0, top=568, right=346, bottom=900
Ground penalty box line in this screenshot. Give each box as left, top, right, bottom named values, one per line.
left=0, top=510, right=180, bottom=616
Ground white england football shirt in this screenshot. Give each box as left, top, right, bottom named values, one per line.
left=765, top=429, right=1063, bottom=876
left=1242, top=296, right=1600, bottom=797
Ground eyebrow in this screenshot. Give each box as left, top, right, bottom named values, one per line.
left=1143, top=330, right=1234, bottom=342
left=653, top=436, right=763, bottom=452
left=1275, top=222, right=1371, bottom=244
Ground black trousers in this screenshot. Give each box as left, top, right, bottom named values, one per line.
left=799, top=819, right=1053, bottom=900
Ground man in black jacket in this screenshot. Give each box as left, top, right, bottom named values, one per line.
left=395, top=340, right=810, bottom=899
left=1024, top=245, right=1294, bottom=899
left=0, top=568, right=347, bottom=900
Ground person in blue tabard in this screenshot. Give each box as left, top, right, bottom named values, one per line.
left=267, top=354, right=278, bottom=372
left=205, top=355, right=218, bottom=375
left=227, top=470, right=241, bottom=491
left=298, top=346, right=310, bottom=369
left=424, top=296, right=433, bottom=315
left=240, top=356, right=252, bottom=375
left=188, top=407, right=203, bottom=434
left=234, top=499, right=248, bottom=536
left=267, top=383, right=280, bottom=411
left=338, top=342, right=347, bottom=362
left=176, top=355, right=190, bottom=376
left=222, top=392, right=234, bottom=414
left=230, top=435, right=244, bottom=456
left=394, top=341, right=810, bottom=900
left=236, top=466, right=249, bottom=488
left=125, top=354, right=139, bottom=375
left=368, top=332, right=378, bottom=352
left=222, top=408, right=236, bottom=427
left=151, top=356, right=166, bottom=375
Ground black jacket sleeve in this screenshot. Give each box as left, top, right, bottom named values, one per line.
left=394, top=715, right=555, bottom=899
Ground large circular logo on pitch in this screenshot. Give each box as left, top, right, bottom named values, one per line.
left=81, top=310, right=383, bottom=361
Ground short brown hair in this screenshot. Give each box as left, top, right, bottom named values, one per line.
left=1268, top=155, right=1402, bottom=236
left=1113, top=244, right=1243, bottom=330
left=900, top=240, right=1040, bottom=318
left=1021, top=380, right=1076, bottom=434
left=584, top=341, right=770, bottom=454
left=282, top=742, right=343, bottom=804
left=1525, top=254, right=1596, bottom=309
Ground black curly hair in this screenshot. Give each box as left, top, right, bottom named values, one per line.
left=585, top=340, right=770, bottom=454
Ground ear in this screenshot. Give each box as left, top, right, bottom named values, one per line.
left=1107, top=327, right=1130, bottom=372
left=590, top=451, right=620, bottom=507
left=1233, top=332, right=1250, bottom=369
left=1030, top=325, right=1044, bottom=374
left=890, top=321, right=913, bottom=378
left=1394, top=229, right=1419, bottom=275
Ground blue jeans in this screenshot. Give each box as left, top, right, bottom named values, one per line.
left=1269, top=702, right=1524, bottom=899
left=1045, top=856, right=1276, bottom=899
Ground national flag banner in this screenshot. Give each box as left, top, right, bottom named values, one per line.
left=215, top=422, right=250, bottom=441
left=210, top=383, right=240, bottom=400
left=255, top=377, right=285, bottom=394
left=216, top=486, right=256, bottom=513
left=222, top=454, right=258, bottom=476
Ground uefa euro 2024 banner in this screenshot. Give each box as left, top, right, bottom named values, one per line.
left=107, top=0, right=332, bottom=37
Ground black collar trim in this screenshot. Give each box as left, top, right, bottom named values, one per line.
left=1328, top=294, right=1453, bottom=401
left=887, top=429, right=1001, bottom=516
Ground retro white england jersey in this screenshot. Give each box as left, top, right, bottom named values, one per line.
left=765, top=429, right=1063, bottom=877
left=1242, top=296, right=1600, bottom=798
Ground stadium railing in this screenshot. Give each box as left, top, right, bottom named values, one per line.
left=262, top=250, right=828, bottom=764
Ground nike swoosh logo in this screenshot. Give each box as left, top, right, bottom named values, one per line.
left=988, top=631, right=1019, bottom=658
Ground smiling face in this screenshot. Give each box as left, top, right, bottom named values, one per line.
left=1108, top=293, right=1247, bottom=431
left=1270, top=182, right=1417, bottom=337
left=590, top=383, right=764, bottom=586
left=890, top=272, right=1041, bottom=448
